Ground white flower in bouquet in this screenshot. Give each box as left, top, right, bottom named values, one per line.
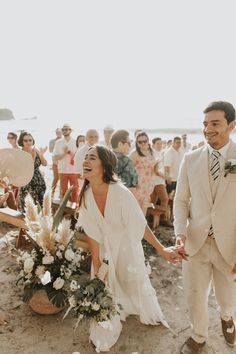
left=41, top=270, right=51, bottom=285
left=65, top=249, right=75, bottom=262
left=53, top=277, right=65, bottom=290
left=42, top=254, right=54, bottom=265
left=56, top=250, right=63, bottom=259
left=24, top=257, right=34, bottom=273
left=70, top=280, right=78, bottom=292
left=35, top=265, right=45, bottom=278
left=92, top=303, right=100, bottom=311
left=59, top=244, right=65, bottom=251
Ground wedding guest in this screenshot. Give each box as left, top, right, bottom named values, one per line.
left=49, top=128, right=62, bottom=198
left=53, top=124, right=78, bottom=203
left=130, top=131, right=156, bottom=215
left=110, top=129, right=138, bottom=195
left=7, top=132, right=19, bottom=149
left=74, top=129, right=99, bottom=178
left=75, top=134, right=86, bottom=148
left=151, top=137, right=172, bottom=227
left=99, top=125, right=114, bottom=148
left=77, top=145, right=183, bottom=351
left=174, top=101, right=236, bottom=353
left=164, top=136, right=184, bottom=198
left=18, top=131, right=47, bottom=211
left=180, top=133, right=191, bottom=153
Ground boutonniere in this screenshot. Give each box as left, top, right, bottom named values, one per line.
left=224, top=159, right=236, bottom=177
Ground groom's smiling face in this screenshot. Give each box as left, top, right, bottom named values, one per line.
left=203, top=110, right=235, bottom=149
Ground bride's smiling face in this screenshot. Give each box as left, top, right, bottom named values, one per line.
left=83, top=147, right=103, bottom=181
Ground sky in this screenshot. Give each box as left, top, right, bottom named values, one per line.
left=1, top=0, right=236, bottom=130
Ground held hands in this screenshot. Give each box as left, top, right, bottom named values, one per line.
left=160, top=245, right=185, bottom=265
left=175, top=235, right=189, bottom=261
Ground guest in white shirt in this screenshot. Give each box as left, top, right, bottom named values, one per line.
left=164, top=136, right=184, bottom=197
left=180, top=133, right=192, bottom=153
left=53, top=124, right=78, bottom=203
left=74, top=129, right=99, bottom=177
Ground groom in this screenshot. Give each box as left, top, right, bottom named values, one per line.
left=174, top=101, right=236, bottom=353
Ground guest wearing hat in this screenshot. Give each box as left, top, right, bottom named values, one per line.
left=100, top=125, right=114, bottom=148
left=53, top=124, right=78, bottom=203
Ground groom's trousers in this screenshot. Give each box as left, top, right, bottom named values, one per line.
left=182, top=236, right=236, bottom=343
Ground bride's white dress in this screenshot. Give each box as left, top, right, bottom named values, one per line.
left=77, top=182, right=168, bottom=351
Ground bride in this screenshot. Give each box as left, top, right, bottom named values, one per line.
left=77, top=145, right=183, bottom=352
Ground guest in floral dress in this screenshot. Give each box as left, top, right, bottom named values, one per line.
left=130, top=131, right=156, bottom=215
left=18, top=132, right=47, bottom=212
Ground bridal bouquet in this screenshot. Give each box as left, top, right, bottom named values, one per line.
left=17, top=188, right=83, bottom=308
left=64, top=261, right=122, bottom=328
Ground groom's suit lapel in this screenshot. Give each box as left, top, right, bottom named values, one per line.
left=199, top=146, right=213, bottom=207
left=213, top=141, right=236, bottom=209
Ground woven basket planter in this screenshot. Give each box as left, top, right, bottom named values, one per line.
left=28, top=290, right=64, bottom=315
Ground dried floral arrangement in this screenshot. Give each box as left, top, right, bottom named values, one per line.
left=17, top=188, right=83, bottom=308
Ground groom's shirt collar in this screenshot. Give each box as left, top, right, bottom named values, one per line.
left=207, top=140, right=231, bottom=159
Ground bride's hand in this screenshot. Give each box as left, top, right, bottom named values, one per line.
left=160, top=246, right=183, bottom=264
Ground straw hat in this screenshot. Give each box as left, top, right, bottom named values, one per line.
left=0, top=148, right=34, bottom=187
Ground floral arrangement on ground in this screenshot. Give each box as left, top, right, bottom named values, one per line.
left=16, top=188, right=84, bottom=308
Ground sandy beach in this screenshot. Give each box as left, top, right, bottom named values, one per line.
left=0, top=166, right=235, bottom=354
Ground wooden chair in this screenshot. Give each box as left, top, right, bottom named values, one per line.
left=0, top=207, right=27, bottom=248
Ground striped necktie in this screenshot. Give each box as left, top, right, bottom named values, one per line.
left=208, top=150, right=221, bottom=238
left=210, top=150, right=221, bottom=180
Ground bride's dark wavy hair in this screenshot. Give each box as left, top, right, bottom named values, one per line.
left=78, top=145, right=118, bottom=208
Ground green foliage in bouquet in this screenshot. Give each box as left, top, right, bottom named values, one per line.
left=17, top=189, right=83, bottom=308
left=64, top=276, right=122, bottom=327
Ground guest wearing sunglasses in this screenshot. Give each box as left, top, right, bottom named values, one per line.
left=7, top=132, right=19, bottom=149
left=18, top=131, right=47, bottom=211
left=110, top=130, right=138, bottom=195
left=130, top=131, right=156, bottom=215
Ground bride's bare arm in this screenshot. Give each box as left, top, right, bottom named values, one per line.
left=143, top=225, right=182, bottom=264
left=86, top=236, right=101, bottom=275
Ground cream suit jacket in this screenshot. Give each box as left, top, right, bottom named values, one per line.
left=173, top=140, right=236, bottom=266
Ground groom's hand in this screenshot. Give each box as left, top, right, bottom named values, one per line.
left=175, top=235, right=188, bottom=261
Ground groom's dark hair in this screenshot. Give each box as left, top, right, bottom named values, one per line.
left=203, top=101, right=235, bottom=124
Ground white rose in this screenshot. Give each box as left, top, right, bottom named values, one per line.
left=53, top=277, right=65, bottom=290
left=65, top=249, right=75, bottom=262
left=24, top=257, right=34, bottom=273
left=41, top=270, right=51, bottom=285
left=42, top=255, right=54, bottom=265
